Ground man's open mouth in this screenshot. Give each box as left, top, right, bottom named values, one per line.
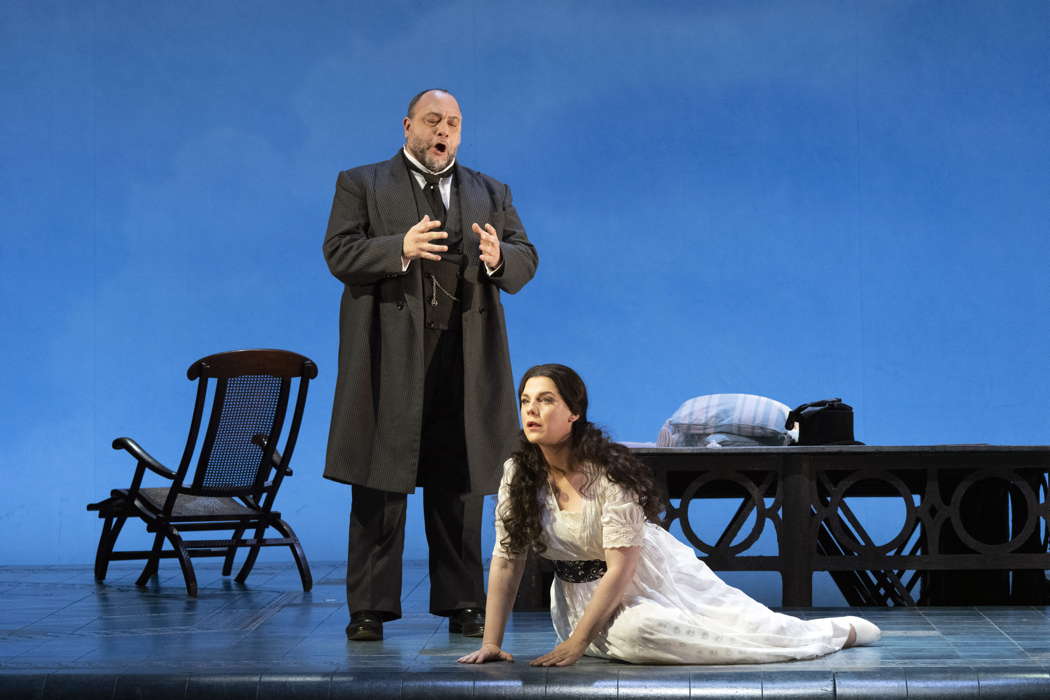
left=434, top=143, right=447, bottom=153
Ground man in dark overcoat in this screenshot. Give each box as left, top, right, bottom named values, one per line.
left=322, top=89, right=538, bottom=641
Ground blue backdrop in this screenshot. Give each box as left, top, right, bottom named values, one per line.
left=3, top=0, right=1048, bottom=605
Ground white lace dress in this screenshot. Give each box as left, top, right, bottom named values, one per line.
left=492, top=460, right=852, bottom=665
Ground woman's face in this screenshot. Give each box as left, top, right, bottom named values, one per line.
left=520, top=376, right=578, bottom=447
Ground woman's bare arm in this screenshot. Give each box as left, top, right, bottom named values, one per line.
left=457, top=555, right=526, bottom=663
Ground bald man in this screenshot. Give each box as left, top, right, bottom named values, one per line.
left=322, top=89, right=538, bottom=640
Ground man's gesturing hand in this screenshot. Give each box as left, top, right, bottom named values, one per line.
left=403, top=215, right=448, bottom=262
left=473, top=222, right=501, bottom=269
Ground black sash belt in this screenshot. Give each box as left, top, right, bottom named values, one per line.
left=553, top=559, right=607, bottom=583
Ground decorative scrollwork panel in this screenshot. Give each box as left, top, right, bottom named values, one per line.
left=664, top=466, right=782, bottom=563
left=810, top=463, right=1050, bottom=559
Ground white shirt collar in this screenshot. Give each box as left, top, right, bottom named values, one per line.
left=402, top=147, right=455, bottom=178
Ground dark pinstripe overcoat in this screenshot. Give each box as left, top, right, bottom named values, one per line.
left=321, top=152, right=538, bottom=494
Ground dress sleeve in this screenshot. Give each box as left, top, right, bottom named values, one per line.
left=492, top=459, right=521, bottom=561
left=600, top=478, right=646, bottom=549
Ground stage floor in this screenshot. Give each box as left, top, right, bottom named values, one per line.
left=2, top=561, right=1050, bottom=698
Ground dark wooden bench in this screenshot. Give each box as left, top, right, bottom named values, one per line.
left=635, top=444, right=1050, bottom=606
left=514, top=445, right=1050, bottom=609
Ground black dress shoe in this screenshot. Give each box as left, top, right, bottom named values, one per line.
left=448, top=608, right=485, bottom=637
left=346, top=611, right=383, bottom=641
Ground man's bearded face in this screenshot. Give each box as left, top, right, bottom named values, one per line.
left=404, top=91, right=461, bottom=172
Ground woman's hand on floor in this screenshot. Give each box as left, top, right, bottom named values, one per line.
left=457, top=643, right=513, bottom=664
left=530, top=638, right=587, bottom=667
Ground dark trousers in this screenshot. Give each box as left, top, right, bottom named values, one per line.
left=346, top=326, right=485, bottom=620
left=346, top=485, right=485, bottom=619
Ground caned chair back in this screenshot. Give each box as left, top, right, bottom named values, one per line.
left=167, top=349, right=317, bottom=510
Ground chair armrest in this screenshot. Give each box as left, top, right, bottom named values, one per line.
left=251, top=434, right=293, bottom=476
left=111, top=437, right=176, bottom=479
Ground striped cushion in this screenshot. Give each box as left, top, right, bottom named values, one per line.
left=657, top=394, right=796, bottom=447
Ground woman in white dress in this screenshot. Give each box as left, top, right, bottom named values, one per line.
left=458, top=364, right=880, bottom=667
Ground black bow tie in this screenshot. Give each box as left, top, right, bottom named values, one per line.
left=404, top=155, right=454, bottom=185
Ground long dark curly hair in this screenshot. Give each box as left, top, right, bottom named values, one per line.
left=499, top=364, right=663, bottom=556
